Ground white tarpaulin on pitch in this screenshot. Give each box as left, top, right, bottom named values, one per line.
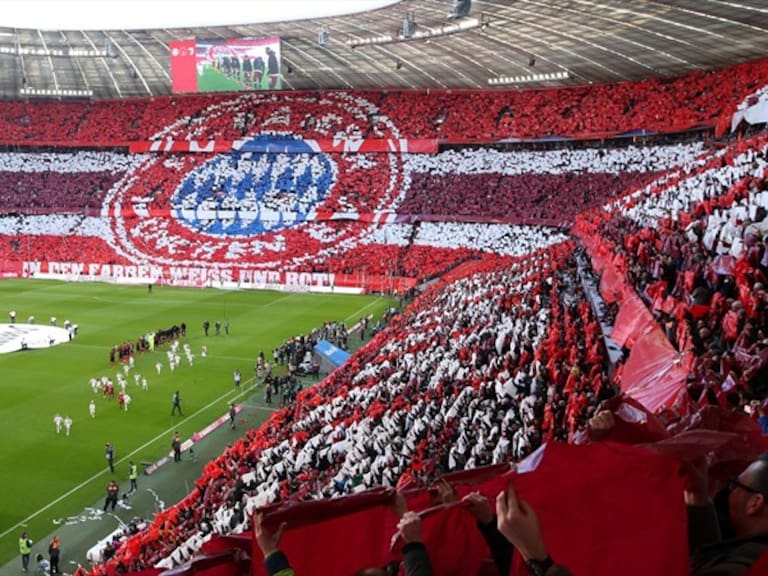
left=0, top=323, right=71, bottom=354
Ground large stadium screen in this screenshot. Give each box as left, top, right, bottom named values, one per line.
left=170, top=36, right=283, bottom=93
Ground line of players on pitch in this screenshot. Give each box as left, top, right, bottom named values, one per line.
left=53, top=340, right=209, bottom=435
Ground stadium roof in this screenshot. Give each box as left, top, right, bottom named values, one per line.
left=1, top=1, right=400, bottom=30
left=2, top=0, right=768, bottom=99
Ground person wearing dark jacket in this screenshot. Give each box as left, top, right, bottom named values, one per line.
left=103, top=480, right=119, bottom=512
left=686, top=454, right=768, bottom=575
left=397, top=511, right=433, bottom=576
left=48, top=536, right=60, bottom=574
left=265, top=47, right=280, bottom=89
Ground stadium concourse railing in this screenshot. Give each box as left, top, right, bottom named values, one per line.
left=0, top=56, right=767, bottom=145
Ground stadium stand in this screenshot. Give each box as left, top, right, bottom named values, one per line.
left=0, top=57, right=767, bottom=144
left=574, top=133, right=768, bottom=410
left=5, top=52, right=768, bottom=576
left=0, top=143, right=701, bottom=282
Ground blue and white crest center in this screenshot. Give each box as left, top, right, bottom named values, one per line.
left=171, top=142, right=337, bottom=237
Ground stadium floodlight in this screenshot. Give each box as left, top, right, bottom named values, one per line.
left=487, top=70, right=569, bottom=85
left=345, top=14, right=480, bottom=47
left=19, top=86, right=93, bottom=97
left=1, top=44, right=112, bottom=58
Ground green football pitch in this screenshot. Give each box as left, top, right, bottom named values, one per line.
left=0, top=279, right=392, bottom=566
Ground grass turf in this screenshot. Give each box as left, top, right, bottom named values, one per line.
left=0, top=279, right=392, bottom=565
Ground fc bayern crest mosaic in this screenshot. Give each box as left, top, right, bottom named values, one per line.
left=103, top=93, right=407, bottom=269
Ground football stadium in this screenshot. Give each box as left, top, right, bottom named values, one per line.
left=1, top=1, right=768, bottom=575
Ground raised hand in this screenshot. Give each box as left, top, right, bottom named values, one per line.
left=433, top=478, right=458, bottom=504
left=588, top=410, right=616, bottom=441
left=462, top=491, right=494, bottom=525
left=496, top=483, right=548, bottom=562
left=254, top=512, right=287, bottom=557
left=397, top=511, right=424, bottom=544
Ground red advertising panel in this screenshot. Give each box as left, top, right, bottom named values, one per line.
left=170, top=40, right=198, bottom=93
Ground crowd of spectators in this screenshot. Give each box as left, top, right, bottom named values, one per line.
left=272, top=320, right=348, bottom=369
left=317, top=223, right=569, bottom=280
left=1, top=58, right=768, bottom=143
left=401, top=171, right=659, bottom=224
left=0, top=167, right=118, bottom=213
left=68, top=128, right=768, bottom=574
left=86, top=517, right=148, bottom=564
left=83, top=240, right=616, bottom=574
left=0, top=229, right=130, bottom=267
left=575, top=132, right=768, bottom=412
left=398, top=143, right=702, bottom=224
left=5, top=59, right=768, bottom=575
left=167, top=152, right=336, bottom=218
left=0, top=141, right=701, bottom=285
left=0, top=151, right=140, bottom=213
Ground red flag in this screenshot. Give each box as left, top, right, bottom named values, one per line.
left=746, top=549, right=768, bottom=575
left=158, top=550, right=247, bottom=576
left=251, top=489, right=398, bottom=576
left=590, top=394, right=671, bottom=444
left=247, top=443, right=688, bottom=576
